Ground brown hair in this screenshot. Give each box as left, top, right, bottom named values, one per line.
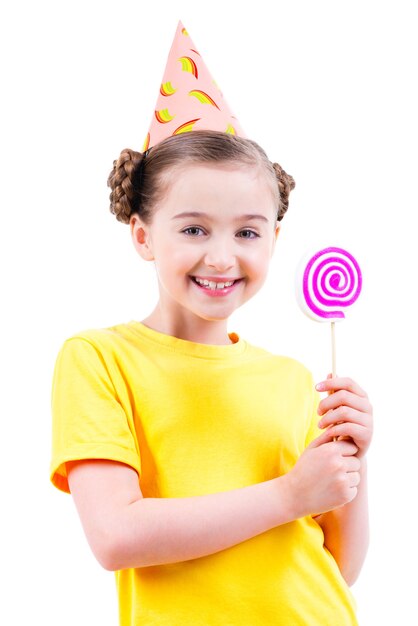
left=107, top=130, right=295, bottom=225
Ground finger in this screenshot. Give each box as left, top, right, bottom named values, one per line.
left=307, top=429, right=338, bottom=448
left=324, top=422, right=367, bottom=444
left=345, top=455, right=362, bottom=472
left=335, top=439, right=359, bottom=457
left=347, top=486, right=358, bottom=502
left=316, top=377, right=368, bottom=398
left=318, top=406, right=371, bottom=429
left=347, top=471, right=361, bottom=488
left=317, top=389, right=371, bottom=416
left=308, top=430, right=358, bottom=455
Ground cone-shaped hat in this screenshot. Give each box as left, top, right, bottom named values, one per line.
left=143, top=21, right=246, bottom=151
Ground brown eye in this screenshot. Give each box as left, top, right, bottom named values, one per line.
left=182, top=226, right=205, bottom=236
left=238, top=230, right=259, bottom=239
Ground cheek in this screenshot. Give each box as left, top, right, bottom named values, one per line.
left=172, top=246, right=198, bottom=268
left=154, top=240, right=197, bottom=273
left=245, top=247, right=271, bottom=276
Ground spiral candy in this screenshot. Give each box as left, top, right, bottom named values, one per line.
left=295, top=247, right=362, bottom=322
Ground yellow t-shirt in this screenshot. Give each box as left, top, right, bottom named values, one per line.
left=50, top=320, right=358, bottom=626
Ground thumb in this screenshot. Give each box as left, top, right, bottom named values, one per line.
left=306, top=429, right=337, bottom=449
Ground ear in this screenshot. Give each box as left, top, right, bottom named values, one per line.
left=270, top=222, right=281, bottom=257
left=130, top=214, right=154, bottom=261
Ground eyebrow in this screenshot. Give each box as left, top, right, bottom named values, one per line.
left=171, top=211, right=269, bottom=223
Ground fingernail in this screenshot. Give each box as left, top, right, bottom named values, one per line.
left=316, top=382, right=325, bottom=391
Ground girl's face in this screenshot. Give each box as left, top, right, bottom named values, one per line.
left=130, top=163, right=280, bottom=342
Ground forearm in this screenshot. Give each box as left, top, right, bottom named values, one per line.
left=105, top=476, right=295, bottom=570
left=315, top=457, right=369, bottom=586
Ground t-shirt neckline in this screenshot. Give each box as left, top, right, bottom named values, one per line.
left=127, top=320, right=247, bottom=359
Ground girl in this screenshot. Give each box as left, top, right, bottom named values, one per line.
left=50, top=129, right=372, bottom=625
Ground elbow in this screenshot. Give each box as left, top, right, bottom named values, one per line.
left=342, top=569, right=360, bottom=587
left=340, top=543, right=370, bottom=587
left=93, top=539, right=132, bottom=572
left=88, top=522, right=142, bottom=572
left=342, top=559, right=366, bottom=587
left=95, top=533, right=145, bottom=572
left=97, top=507, right=152, bottom=571
left=95, top=544, right=121, bottom=572
left=87, top=528, right=122, bottom=572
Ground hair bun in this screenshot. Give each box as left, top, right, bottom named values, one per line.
left=107, top=148, right=143, bottom=224
left=272, top=162, right=295, bottom=220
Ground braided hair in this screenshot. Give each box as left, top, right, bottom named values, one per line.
left=107, top=131, right=295, bottom=225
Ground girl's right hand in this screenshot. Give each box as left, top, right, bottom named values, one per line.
left=284, top=435, right=362, bottom=519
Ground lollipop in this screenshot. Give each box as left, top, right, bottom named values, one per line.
left=295, top=246, right=362, bottom=377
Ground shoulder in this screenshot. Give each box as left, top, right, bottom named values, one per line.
left=53, top=322, right=140, bottom=375
left=58, top=321, right=136, bottom=353
left=51, top=322, right=143, bottom=396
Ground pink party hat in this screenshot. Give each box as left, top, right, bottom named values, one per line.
left=143, top=21, right=246, bottom=151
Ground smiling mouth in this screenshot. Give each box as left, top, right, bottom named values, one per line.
left=190, top=276, right=243, bottom=290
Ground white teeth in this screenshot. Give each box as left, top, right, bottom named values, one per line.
left=194, top=277, right=236, bottom=290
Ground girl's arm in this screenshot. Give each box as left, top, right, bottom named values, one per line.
left=67, top=459, right=293, bottom=571
left=312, top=375, right=373, bottom=586
left=313, top=457, right=369, bottom=586
left=67, top=435, right=359, bottom=571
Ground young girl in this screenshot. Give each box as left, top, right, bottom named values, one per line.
left=51, top=18, right=372, bottom=624
left=50, top=129, right=372, bottom=625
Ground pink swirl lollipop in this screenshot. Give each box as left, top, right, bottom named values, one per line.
left=296, top=247, right=362, bottom=322
left=296, top=246, right=362, bottom=379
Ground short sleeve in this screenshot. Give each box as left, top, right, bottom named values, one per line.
left=304, top=383, right=323, bottom=449
left=50, top=336, right=142, bottom=493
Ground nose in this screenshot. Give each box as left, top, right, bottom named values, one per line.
left=203, top=237, right=236, bottom=272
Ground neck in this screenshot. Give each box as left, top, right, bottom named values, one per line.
left=140, top=305, right=233, bottom=345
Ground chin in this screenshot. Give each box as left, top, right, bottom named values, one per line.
left=195, top=311, right=231, bottom=322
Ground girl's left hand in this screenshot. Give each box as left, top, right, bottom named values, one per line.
left=315, top=375, right=373, bottom=459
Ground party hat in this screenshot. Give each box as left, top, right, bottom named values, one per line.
left=143, top=21, right=246, bottom=151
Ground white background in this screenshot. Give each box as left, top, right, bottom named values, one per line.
left=1, top=1, right=417, bottom=624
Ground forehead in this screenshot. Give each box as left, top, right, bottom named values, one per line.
left=158, top=162, right=278, bottom=217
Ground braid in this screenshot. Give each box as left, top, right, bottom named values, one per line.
left=107, top=148, right=144, bottom=224
left=271, top=162, right=296, bottom=221
left=106, top=134, right=296, bottom=226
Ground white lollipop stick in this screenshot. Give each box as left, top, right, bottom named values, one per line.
left=331, top=321, right=336, bottom=378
